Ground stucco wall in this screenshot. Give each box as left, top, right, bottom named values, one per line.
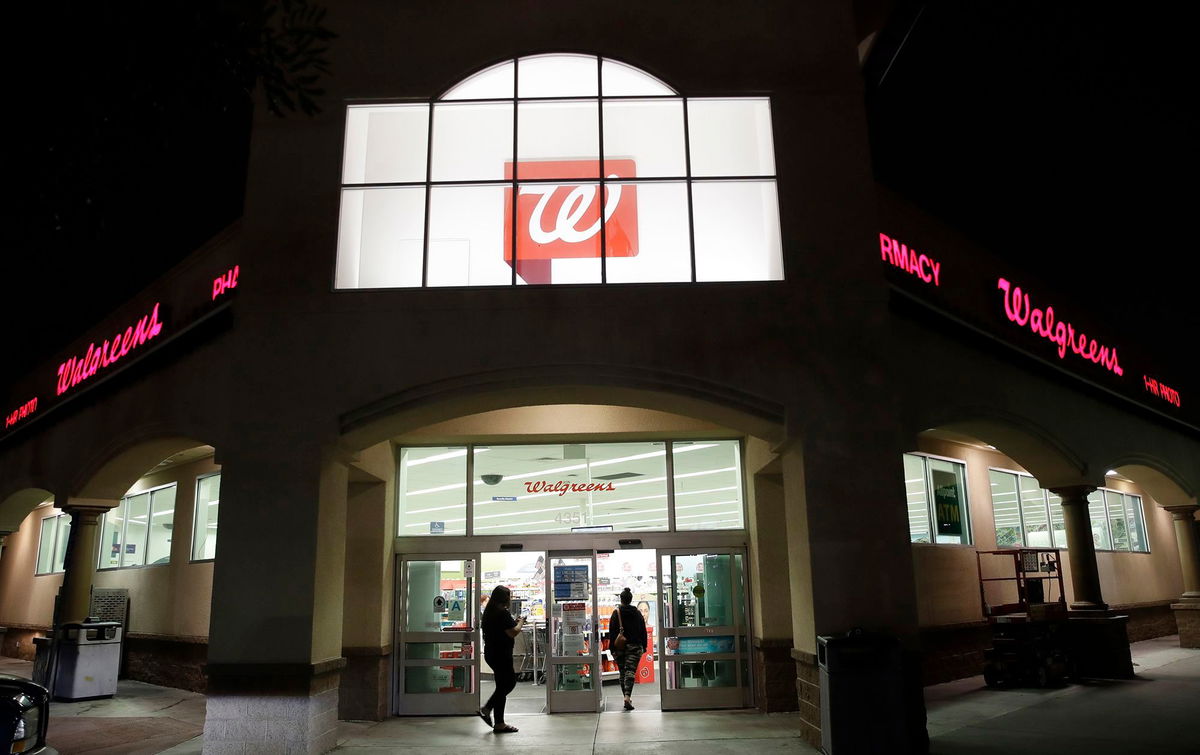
left=912, top=436, right=1184, bottom=628
left=0, top=455, right=217, bottom=641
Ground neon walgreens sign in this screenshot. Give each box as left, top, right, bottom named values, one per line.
left=996, top=278, right=1123, bottom=376
left=55, top=302, right=165, bottom=396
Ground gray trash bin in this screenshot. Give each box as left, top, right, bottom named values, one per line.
left=817, top=631, right=907, bottom=754
left=53, top=620, right=122, bottom=701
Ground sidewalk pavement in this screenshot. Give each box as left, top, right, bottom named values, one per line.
left=3, top=636, right=1198, bottom=753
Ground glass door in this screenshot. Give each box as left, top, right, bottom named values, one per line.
left=658, top=548, right=751, bottom=709
left=546, top=550, right=601, bottom=712
left=396, top=555, right=480, bottom=715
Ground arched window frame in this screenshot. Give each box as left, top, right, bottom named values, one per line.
left=336, top=54, right=782, bottom=288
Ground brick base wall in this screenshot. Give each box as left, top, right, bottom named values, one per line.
left=1118, top=602, right=1178, bottom=642
left=124, top=635, right=208, bottom=692
left=0, top=627, right=46, bottom=661
left=791, top=648, right=820, bottom=748
left=919, top=623, right=991, bottom=686
left=339, top=646, right=390, bottom=721
left=752, top=637, right=797, bottom=712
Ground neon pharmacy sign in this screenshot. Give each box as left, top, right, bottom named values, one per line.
left=879, top=232, right=941, bottom=286
left=55, top=303, right=165, bottom=396
left=4, top=398, right=37, bottom=428
left=996, top=278, right=1123, bottom=376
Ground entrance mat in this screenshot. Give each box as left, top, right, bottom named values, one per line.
left=46, top=715, right=201, bottom=755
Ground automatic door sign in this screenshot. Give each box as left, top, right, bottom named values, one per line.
left=430, top=521, right=445, bottom=535
left=433, top=595, right=447, bottom=613
left=447, top=599, right=465, bottom=622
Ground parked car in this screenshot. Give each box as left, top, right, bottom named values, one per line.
left=0, top=674, right=56, bottom=754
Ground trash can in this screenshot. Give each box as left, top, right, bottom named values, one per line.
left=817, top=631, right=907, bottom=754
left=53, top=620, right=122, bottom=701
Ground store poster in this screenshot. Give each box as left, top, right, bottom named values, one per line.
left=931, top=469, right=963, bottom=535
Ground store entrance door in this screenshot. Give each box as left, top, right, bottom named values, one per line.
left=545, top=550, right=601, bottom=712
left=395, top=555, right=480, bottom=715
left=658, top=548, right=751, bottom=709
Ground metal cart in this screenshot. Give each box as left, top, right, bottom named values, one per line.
left=976, top=548, right=1071, bottom=688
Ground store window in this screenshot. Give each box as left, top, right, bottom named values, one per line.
left=336, top=54, right=782, bottom=289
left=192, top=473, right=221, bottom=561
left=98, top=484, right=177, bottom=569
left=35, top=513, right=71, bottom=575
left=903, top=453, right=971, bottom=545
left=397, top=440, right=746, bottom=536
left=987, top=470, right=1149, bottom=553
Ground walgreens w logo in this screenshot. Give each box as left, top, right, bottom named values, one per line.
left=503, top=159, right=639, bottom=284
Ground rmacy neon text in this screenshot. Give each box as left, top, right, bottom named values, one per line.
left=56, top=303, right=165, bottom=396
left=879, top=233, right=941, bottom=286
left=996, top=278, right=1123, bottom=376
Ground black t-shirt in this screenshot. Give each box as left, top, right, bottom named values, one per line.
left=606, top=604, right=647, bottom=649
left=482, top=609, right=517, bottom=657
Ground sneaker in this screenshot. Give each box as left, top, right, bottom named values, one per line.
left=624, top=699, right=634, bottom=710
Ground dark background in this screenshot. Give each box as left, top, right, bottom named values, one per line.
left=1, top=1, right=1195, bottom=395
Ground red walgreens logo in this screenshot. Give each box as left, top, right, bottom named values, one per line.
left=503, top=159, right=639, bottom=284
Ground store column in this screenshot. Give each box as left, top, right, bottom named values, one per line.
left=0, top=531, right=10, bottom=562
left=1050, top=485, right=1133, bottom=678
left=202, top=442, right=352, bottom=754
left=1164, top=505, right=1200, bottom=647
left=57, top=497, right=120, bottom=624
left=1052, top=486, right=1107, bottom=611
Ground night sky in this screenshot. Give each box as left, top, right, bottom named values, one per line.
left=1, top=2, right=1195, bottom=397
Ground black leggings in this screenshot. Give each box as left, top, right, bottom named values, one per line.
left=485, top=654, right=517, bottom=726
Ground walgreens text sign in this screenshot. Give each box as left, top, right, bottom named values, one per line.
left=503, top=159, right=639, bottom=283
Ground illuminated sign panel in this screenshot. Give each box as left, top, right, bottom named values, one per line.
left=877, top=220, right=1192, bottom=430
left=2, top=263, right=240, bottom=442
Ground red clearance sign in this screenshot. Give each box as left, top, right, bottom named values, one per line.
left=503, top=159, right=639, bottom=284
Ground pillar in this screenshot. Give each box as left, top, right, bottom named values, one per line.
left=57, top=497, right=121, bottom=624
left=0, top=531, right=10, bottom=562
left=202, top=442, right=352, bottom=754
left=1052, top=486, right=1107, bottom=611
left=1165, top=505, right=1200, bottom=647
left=1052, top=487, right=1133, bottom=678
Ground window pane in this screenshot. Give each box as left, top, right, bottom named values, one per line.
left=335, top=187, right=425, bottom=289
left=989, top=471, right=1022, bottom=547
left=146, top=485, right=176, bottom=565
left=692, top=180, right=783, bottom=282
left=904, top=454, right=930, bottom=543
left=431, top=102, right=514, bottom=182
left=1105, top=490, right=1129, bottom=551
left=687, top=98, right=775, bottom=177
left=605, top=182, right=691, bottom=283
left=37, top=516, right=56, bottom=575
left=99, top=499, right=125, bottom=569
left=121, top=492, right=150, bottom=567
left=514, top=182, right=602, bottom=285
left=193, top=474, right=221, bottom=561
left=517, top=100, right=600, bottom=179
left=1126, top=495, right=1148, bottom=553
left=474, top=442, right=671, bottom=534
left=518, top=54, right=597, bottom=98
left=53, top=516, right=71, bottom=573
left=1020, top=477, right=1051, bottom=547
left=602, top=99, right=686, bottom=177
left=442, top=60, right=514, bottom=100
left=342, top=104, right=430, bottom=184
left=427, top=185, right=513, bottom=287
left=601, top=58, right=674, bottom=96
left=928, top=459, right=970, bottom=544
left=1087, top=491, right=1111, bottom=550
left=1048, top=491, right=1068, bottom=549
left=399, top=447, right=468, bottom=536
left=674, top=441, right=744, bottom=531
